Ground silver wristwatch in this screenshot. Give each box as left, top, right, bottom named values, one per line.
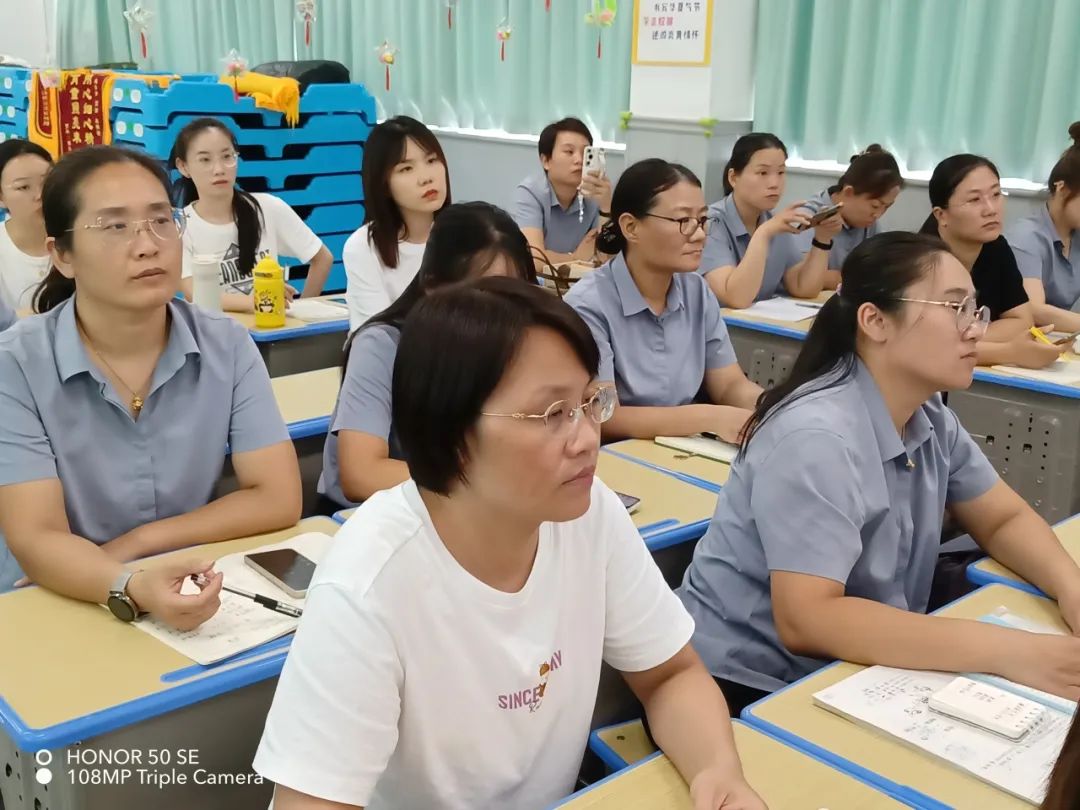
left=106, top=571, right=143, bottom=623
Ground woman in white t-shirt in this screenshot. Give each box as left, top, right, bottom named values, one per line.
left=343, top=116, right=450, bottom=331
left=255, top=278, right=765, bottom=810
left=0, top=140, right=52, bottom=311
left=171, top=118, right=334, bottom=312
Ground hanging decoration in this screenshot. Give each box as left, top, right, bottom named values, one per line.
left=584, top=0, right=617, bottom=59
left=445, top=0, right=459, bottom=30
left=123, top=1, right=154, bottom=61
left=545, top=0, right=551, bottom=10
left=496, top=20, right=513, bottom=62
left=296, top=0, right=316, bottom=48
left=376, top=41, right=398, bottom=92
left=220, top=49, right=249, bottom=101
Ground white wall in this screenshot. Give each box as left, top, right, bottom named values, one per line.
left=0, top=0, right=52, bottom=66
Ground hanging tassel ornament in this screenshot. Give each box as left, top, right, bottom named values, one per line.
left=546, top=0, right=551, bottom=10
left=296, top=0, right=316, bottom=48
left=123, top=2, right=154, bottom=61
left=376, top=41, right=398, bottom=91
left=584, top=0, right=617, bottom=59
left=446, top=0, right=459, bottom=30
left=496, top=21, right=513, bottom=62
left=221, top=49, right=248, bottom=102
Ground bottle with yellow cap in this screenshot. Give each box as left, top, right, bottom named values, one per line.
left=252, top=256, right=286, bottom=328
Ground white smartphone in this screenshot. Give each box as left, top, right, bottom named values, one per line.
left=244, top=549, right=317, bottom=599
left=582, top=145, right=606, bottom=178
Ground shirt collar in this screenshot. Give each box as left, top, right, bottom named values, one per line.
left=609, top=252, right=685, bottom=317
left=55, top=298, right=202, bottom=389
left=1037, top=204, right=1064, bottom=248
left=853, top=359, right=933, bottom=463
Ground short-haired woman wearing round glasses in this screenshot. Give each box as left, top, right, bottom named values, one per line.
left=256, top=277, right=765, bottom=810
left=565, top=159, right=762, bottom=442
left=677, top=233, right=1080, bottom=714
left=0, top=146, right=301, bottom=629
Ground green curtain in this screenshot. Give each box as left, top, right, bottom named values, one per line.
left=56, top=0, right=632, bottom=141
left=754, top=0, right=1080, bottom=182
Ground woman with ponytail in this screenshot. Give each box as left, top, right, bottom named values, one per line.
left=920, top=154, right=1059, bottom=368
left=1008, top=122, right=1080, bottom=332
left=172, top=117, right=333, bottom=312
left=678, top=232, right=1080, bottom=714
left=564, top=158, right=761, bottom=442
left=806, top=144, right=904, bottom=289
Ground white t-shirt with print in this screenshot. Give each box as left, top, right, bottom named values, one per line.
left=0, top=221, right=50, bottom=309
left=343, top=223, right=425, bottom=331
left=253, top=478, right=694, bottom=810
left=180, top=192, right=323, bottom=292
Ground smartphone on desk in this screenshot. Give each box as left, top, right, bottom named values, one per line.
left=616, top=491, right=641, bottom=514
left=244, top=549, right=317, bottom=599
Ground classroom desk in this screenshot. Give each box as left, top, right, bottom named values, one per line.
left=722, top=304, right=1080, bottom=522
left=742, top=584, right=1066, bottom=810
left=602, top=439, right=731, bottom=492
left=230, top=295, right=349, bottom=377
left=0, top=517, right=339, bottom=810
left=558, top=721, right=906, bottom=809
left=968, top=510, right=1080, bottom=595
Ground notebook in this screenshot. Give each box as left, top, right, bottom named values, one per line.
left=286, top=299, right=349, bottom=322
left=739, top=297, right=821, bottom=322
left=130, top=531, right=335, bottom=665
left=654, top=435, right=739, bottom=463
left=813, top=666, right=1069, bottom=804
left=989, top=359, right=1080, bottom=386
left=928, top=676, right=1047, bottom=740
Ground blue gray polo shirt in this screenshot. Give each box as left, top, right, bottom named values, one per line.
left=804, top=189, right=881, bottom=271
left=1008, top=204, right=1080, bottom=311
left=677, top=359, right=999, bottom=693
left=698, top=194, right=808, bottom=302
left=565, top=252, right=739, bottom=406
left=512, top=171, right=600, bottom=254
left=0, top=297, right=290, bottom=592
left=318, top=322, right=403, bottom=508
left=0, top=296, right=14, bottom=333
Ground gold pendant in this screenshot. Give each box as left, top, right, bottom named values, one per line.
left=132, top=396, right=144, bottom=414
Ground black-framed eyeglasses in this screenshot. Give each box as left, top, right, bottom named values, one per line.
left=643, top=213, right=715, bottom=237
left=68, top=208, right=187, bottom=244
left=895, top=295, right=990, bottom=334
left=481, top=386, right=617, bottom=435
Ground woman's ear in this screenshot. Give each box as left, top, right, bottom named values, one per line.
left=47, top=236, right=75, bottom=280
left=618, top=212, right=640, bottom=245
left=175, top=158, right=191, bottom=179
left=932, top=206, right=947, bottom=230
left=856, top=301, right=889, bottom=346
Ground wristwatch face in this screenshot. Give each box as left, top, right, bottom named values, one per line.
left=107, top=593, right=138, bottom=623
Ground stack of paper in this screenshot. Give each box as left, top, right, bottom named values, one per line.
left=989, top=359, right=1080, bottom=385
left=739, top=297, right=821, bottom=322
left=287, top=299, right=349, bottom=322
left=655, top=435, right=738, bottom=463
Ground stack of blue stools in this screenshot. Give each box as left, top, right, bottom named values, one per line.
left=0, top=66, right=31, bottom=143
left=110, top=76, right=375, bottom=292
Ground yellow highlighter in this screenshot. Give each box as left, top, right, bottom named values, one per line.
left=1030, top=326, right=1056, bottom=346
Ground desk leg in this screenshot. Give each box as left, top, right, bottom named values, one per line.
left=13, top=679, right=277, bottom=810
left=727, top=326, right=802, bottom=389
left=949, top=382, right=1080, bottom=523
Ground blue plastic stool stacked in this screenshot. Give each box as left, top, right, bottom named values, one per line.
left=110, top=76, right=376, bottom=292
left=0, top=66, right=31, bottom=143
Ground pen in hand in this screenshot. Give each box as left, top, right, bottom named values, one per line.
left=190, top=574, right=303, bottom=619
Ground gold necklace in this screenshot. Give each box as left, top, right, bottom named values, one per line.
left=76, top=319, right=150, bottom=415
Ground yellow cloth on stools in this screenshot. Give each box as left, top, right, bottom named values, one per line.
left=221, top=72, right=300, bottom=126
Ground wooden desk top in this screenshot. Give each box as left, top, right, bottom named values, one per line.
left=0, top=517, right=339, bottom=736
left=561, top=722, right=902, bottom=808
left=271, top=366, right=340, bottom=425
left=971, top=513, right=1080, bottom=593
left=748, top=584, right=1066, bottom=810
left=229, top=295, right=348, bottom=335
left=605, top=440, right=731, bottom=488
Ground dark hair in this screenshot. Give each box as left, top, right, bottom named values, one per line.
left=1042, top=710, right=1080, bottom=810
left=342, top=202, right=537, bottom=373
left=830, top=144, right=904, bottom=199
left=739, top=232, right=950, bottom=452
left=392, top=276, right=599, bottom=494
left=1047, top=121, right=1080, bottom=205
left=0, top=139, right=52, bottom=192
left=537, top=117, right=593, bottom=160
left=362, top=115, right=450, bottom=269
left=595, top=158, right=701, bottom=255
left=919, top=153, right=1000, bottom=234
left=33, top=146, right=172, bottom=313
left=170, top=117, right=264, bottom=281
left=723, top=132, right=787, bottom=195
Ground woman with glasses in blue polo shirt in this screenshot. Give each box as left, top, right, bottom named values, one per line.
left=565, top=159, right=762, bottom=442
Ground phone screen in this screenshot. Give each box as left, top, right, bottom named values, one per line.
left=616, top=491, right=640, bottom=511
left=245, top=549, right=316, bottom=593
